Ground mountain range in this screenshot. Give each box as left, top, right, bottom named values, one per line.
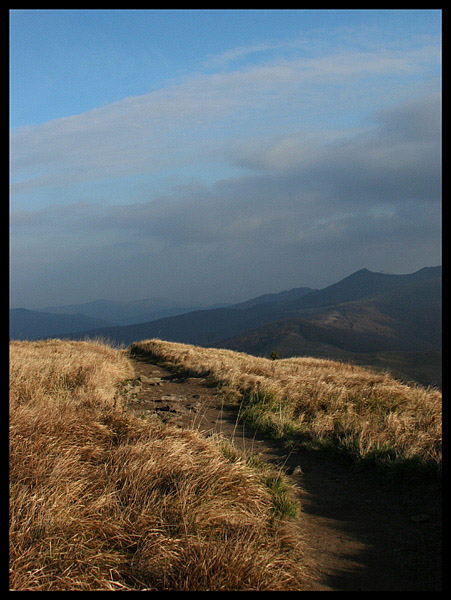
left=37, top=297, right=230, bottom=325
left=9, top=286, right=315, bottom=342
left=10, top=267, right=441, bottom=387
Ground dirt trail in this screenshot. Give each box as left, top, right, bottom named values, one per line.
left=126, top=355, right=442, bottom=591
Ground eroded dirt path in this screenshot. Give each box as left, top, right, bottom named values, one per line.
left=125, top=354, right=442, bottom=591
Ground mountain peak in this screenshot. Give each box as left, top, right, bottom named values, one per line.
left=350, top=268, right=374, bottom=276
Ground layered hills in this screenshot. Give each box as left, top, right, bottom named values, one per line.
left=9, top=308, right=114, bottom=340
left=217, top=267, right=442, bottom=387
left=11, top=266, right=442, bottom=387
left=37, top=297, right=229, bottom=326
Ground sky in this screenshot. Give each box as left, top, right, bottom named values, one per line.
left=10, top=9, right=442, bottom=309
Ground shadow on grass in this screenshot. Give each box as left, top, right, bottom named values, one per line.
left=128, top=348, right=442, bottom=591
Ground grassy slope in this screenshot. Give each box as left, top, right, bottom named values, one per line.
left=131, top=340, right=442, bottom=478
left=215, top=317, right=442, bottom=388
left=9, top=339, right=305, bottom=591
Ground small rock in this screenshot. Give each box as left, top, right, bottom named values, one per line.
left=141, top=376, right=163, bottom=385
left=161, top=394, right=186, bottom=402
left=410, top=514, right=430, bottom=523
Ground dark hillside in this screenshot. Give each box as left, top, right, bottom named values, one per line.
left=232, top=286, right=316, bottom=309
left=9, top=308, right=114, bottom=340
left=284, top=266, right=442, bottom=312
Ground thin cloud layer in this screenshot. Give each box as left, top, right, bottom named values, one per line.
left=11, top=39, right=439, bottom=193
left=10, top=29, right=441, bottom=308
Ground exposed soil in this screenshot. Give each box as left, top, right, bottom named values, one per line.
left=125, top=354, right=442, bottom=591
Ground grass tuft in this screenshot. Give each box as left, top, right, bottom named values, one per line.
left=10, top=339, right=306, bottom=591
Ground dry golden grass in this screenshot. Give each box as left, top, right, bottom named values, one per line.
left=130, top=340, right=442, bottom=474
left=9, top=339, right=306, bottom=591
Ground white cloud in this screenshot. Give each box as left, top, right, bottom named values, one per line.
left=10, top=38, right=440, bottom=195
left=11, top=93, right=441, bottom=252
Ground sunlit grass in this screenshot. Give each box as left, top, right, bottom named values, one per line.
left=130, top=339, right=442, bottom=477
left=9, top=339, right=306, bottom=591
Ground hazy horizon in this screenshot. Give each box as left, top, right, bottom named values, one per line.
left=10, top=263, right=442, bottom=312
left=10, top=10, right=442, bottom=310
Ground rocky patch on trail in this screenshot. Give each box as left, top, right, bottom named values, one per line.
left=122, top=368, right=210, bottom=427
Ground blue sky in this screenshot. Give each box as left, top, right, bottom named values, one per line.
left=11, top=9, right=441, bottom=128
left=10, top=9, right=442, bottom=308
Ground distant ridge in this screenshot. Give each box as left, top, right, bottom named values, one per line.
left=24, top=265, right=441, bottom=387
left=232, top=286, right=316, bottom=310
left=284, top=266, right=442, bottom=311
left=37, top=298, right=226, bottom=326
left=9, top=308, right=114, bottom=340
left=50, top=265, right=441, bottom=345
left=215, top=267, right=442, bottom=387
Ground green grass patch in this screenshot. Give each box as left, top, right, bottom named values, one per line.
left=217, top=436, right=299, bottom=520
